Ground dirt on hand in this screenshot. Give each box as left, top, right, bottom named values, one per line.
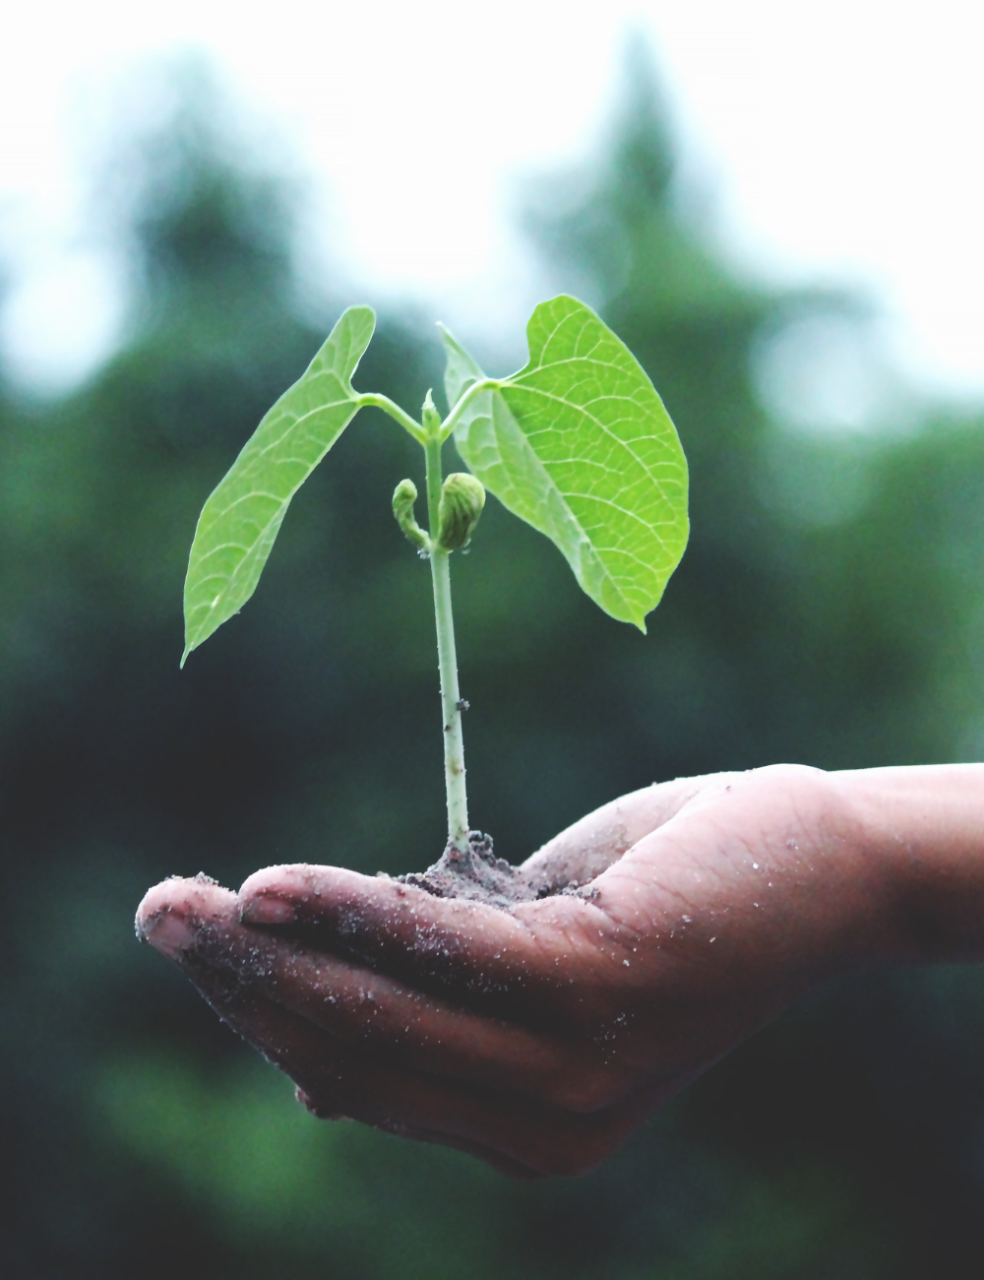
left=396, top=831, right=599, bottom=909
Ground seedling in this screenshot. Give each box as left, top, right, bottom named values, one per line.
left=182, top=296, right=689, bottom=859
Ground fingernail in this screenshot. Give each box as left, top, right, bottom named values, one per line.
left=241, top=895, right=297, bottom=925
left=142, top=911, right=197, bottom=958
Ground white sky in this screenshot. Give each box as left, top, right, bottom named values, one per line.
left=1, top=0, right=983, bottom=404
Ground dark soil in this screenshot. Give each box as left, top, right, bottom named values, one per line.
left=397, top=830, right=597, bottom=910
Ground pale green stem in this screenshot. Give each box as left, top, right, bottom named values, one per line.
left=439, top=378, right=499, bottom=442
left=357, top=393, right=427, bottom=444
left=424, top=428, right=470, bottom=852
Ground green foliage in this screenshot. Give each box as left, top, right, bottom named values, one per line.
left=443, top=295, right=689, bottom=629
left=180, top=292, right=689, bottom=849
left=182, top=307, right=376, bottom=662
left=183, top=294, right=688, bottom=658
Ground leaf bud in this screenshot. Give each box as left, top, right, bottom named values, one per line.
left=436, top=472, right=486, bottom=552
left=392, top=479, right=431, bottom=553
left=421, top=388, right=442, bottom=439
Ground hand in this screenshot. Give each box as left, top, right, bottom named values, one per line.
left=135, top=764, right=895, bottom=1178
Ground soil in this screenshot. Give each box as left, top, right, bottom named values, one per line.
left=397, top=830, right=597, bottom=910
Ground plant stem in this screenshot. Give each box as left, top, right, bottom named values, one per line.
left=439, top=378, right=499, bottom=442
left=424, top=428, right=470, bottom=853
left=357, top=393, right=427, bottom=444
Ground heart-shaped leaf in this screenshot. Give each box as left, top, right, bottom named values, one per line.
left=182, top=305, right=375, bottom=663
left=442, top=295, right=688, bottom=630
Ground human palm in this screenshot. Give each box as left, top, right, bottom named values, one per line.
left=137, top=764, right=877, bottom=1177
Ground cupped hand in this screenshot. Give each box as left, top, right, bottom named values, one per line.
left=136, top=764, right=883, bottom=1178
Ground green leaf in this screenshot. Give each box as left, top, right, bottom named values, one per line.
left=442, top=295, right=689, bottom=630
left=182, top=305, right=375, bottom=663
left=439, top=325, right=484, bottom=408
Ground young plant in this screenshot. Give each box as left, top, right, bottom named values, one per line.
left=182, top=295, right=689, bottom=856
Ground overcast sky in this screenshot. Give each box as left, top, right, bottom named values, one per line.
left=1, top=0, right=982, bottom=404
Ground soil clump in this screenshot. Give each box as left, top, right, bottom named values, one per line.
left=397, top=831, right=594, bottom=910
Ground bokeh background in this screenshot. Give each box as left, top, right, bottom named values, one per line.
left=5, top=22, right=984, bottom=1280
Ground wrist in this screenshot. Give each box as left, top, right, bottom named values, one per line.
left=833, top=765, right=984, bottom=965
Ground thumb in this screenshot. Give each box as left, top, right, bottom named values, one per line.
left=520, top=774, right=735, bottom=892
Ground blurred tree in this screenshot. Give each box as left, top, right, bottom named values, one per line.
left=4, top=45, right=984, bottom=1280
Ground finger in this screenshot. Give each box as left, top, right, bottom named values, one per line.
left=237, top=864, right=630, bottom=1022
left=293, top=1034, right=663, bottom=1179
left=202, top=912, right=636, bottom=1112
left=139, top=882, right=657, bottom=1176
left=139, top=875, right=628, bottom=1108
left=136, top=873, right=238, bottom=956
left=520, top=773, right=735, bottom=890
left=287, top=1011, right=658, bottom=1179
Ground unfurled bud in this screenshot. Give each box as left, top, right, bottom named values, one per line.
left=421, top=388, right=442, bottom=439
left=392, top=479, right=431, bottom=553
left=436, top=472, right=486, bottom=552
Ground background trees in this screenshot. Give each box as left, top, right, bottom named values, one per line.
left=4, top=57, right=984, bottom=1278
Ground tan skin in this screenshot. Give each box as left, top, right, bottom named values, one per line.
left=136, top=763, right=984, bottom=1180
